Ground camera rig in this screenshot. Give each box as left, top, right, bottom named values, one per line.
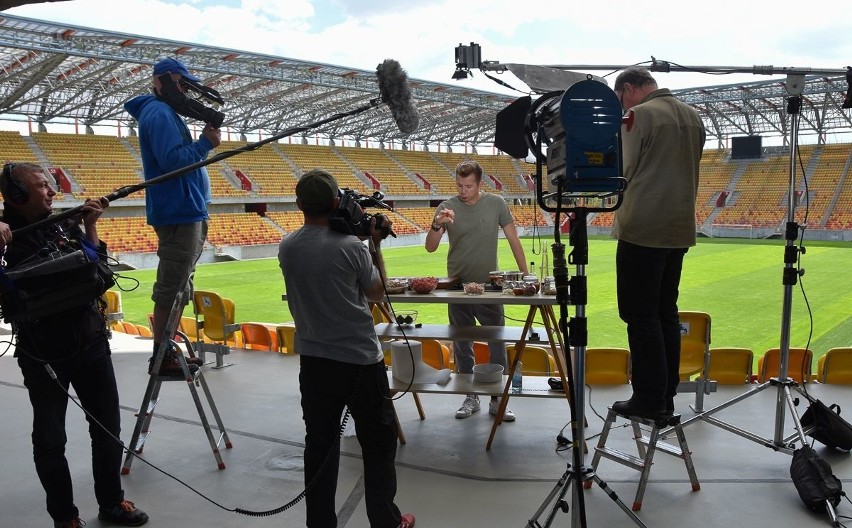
left=329, top=188, right=396, bottom=239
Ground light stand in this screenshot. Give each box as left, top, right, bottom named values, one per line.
left=514, top=79, right=643, bottom=528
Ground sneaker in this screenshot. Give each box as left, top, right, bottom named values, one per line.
left=98, top=499, right=149, bottom=526
left=399, top=513, right=416, bottom=528
left=54, top=518, right=85, bottom=528
left=455, top=395, right=480, bottom=419
left=489, top=399, right=516, bottom=422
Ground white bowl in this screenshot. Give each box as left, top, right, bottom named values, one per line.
left=473, top=363, right=504, bottom=383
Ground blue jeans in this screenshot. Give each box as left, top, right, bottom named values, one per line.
left=616, top=240, right=687, bottom=407
left=18, top=335, right=124, bottom=523
left=299, top=355, right=401, bottom=528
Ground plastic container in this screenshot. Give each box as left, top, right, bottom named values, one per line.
left=512, top=362, right=523, bottom=392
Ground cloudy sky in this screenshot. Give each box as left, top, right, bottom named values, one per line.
left=7, top=0, right=852, bottom=96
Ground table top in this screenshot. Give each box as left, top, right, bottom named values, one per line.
left=388, top=372, right=565, bottom=398
left=385, top=289, right=559, bottom=306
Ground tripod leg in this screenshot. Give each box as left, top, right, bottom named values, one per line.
left=527, top=468, right=573, bottom=528
left=590, top=474, right=649, bottom=528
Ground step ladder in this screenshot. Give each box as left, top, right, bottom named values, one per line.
left=121, top=332, right=232, bottom=474
left=585, top=408, right=700, bottom=511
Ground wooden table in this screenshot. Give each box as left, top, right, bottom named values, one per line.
left=377, top=289, right=574, bottom=449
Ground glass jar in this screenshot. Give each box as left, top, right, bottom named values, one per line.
left=522, top=274, right=540, bottom=293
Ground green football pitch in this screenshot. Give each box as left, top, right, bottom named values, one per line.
left=112, top=237, right=851, bottom=363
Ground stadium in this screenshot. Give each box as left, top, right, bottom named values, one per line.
left=0, top=9, right=850, bottom=528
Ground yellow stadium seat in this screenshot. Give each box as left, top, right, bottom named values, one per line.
left=507, top=344, right=556, bottom=375
left=817, top=347, right=852, bottom=384
left=758, top=347, right=813, bottom=383
left=707, top=347, right=753, bottom=384
left=276, top=323, right=298, bottom=354
left=585, top=347, right=630, bottom=384
left=678, top=311, right=711, bottom=380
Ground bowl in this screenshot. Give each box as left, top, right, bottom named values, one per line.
left=410, top=276, right=438, bottom=294
left=385, top=278, right=409, bottom=295
left=393, top=310, right=418, bottom=326
left=473, top=363, right=504, bottom=383
left=463, top=282, right=485, bottom=295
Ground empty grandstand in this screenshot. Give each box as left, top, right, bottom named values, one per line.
left=0, top=13, right=849, bottom=270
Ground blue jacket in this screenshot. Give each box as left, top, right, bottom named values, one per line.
left=124, top=94, right=213, bottom=226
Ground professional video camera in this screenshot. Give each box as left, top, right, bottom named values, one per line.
left=329, top=189, right=396, bottom=239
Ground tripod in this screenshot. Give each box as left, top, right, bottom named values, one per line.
left=674, top=74, right=841, bottom=526
left=527, top=209, right=645, bottom=528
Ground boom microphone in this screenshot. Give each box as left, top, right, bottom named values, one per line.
left=376, top=59, right=420, bottom=134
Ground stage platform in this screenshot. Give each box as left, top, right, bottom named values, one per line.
left=1, top=331, right=849, bottom=527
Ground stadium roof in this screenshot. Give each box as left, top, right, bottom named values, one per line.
left=0, top=12, right=850, bottom=149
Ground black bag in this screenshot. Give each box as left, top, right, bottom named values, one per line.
left=790, top=445, right=843, bottom=513
left=801, top=399, right=852, bottom=452
left=0, top=240, right=114, bottom=322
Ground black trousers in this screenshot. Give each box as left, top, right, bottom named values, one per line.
left=17, top=335, right=124, bottom=523
left=616, top=240, right=687, bottom=407
left=299, top=355, right=402, bottom=528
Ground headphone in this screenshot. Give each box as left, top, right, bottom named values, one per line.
left=1, top=163, right=29, bottom=205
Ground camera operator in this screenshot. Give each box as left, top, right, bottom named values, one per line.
left=124, top=57, right=220, bottom=377
left=0, top=162, right=148, bottom=527
left=278, top=169, right=415, bottom=528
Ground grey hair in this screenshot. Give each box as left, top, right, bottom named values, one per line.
left=614, top=67, right=657, bottom=92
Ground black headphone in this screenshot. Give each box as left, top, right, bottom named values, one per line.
left=1, top=163, right=29, bottom=205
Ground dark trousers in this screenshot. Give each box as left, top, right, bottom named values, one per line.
left=616, top=240, right=687, bottom=407
left=17, top=336, right=124, bottom=523
left=299, top=355, right=401, bottom=528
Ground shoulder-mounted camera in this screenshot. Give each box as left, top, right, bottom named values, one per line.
left=329, top=189, right=396, bottom=239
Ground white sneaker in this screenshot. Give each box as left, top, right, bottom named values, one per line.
left=455, top=395, right=481, bottom=419
left=489, top=399, right=516, bottom=422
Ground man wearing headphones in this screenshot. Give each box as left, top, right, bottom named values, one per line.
left=124, top=57, right=220, bottom=377
left=0, top=162, right=149, bottom=527
left=278, top=169, right=415, bottom=528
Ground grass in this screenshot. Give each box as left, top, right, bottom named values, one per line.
left=111, top=236, right=851, bottom=363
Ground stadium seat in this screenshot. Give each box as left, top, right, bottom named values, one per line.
left=276, top=323, right=298, bottom=354
left=817, top=347, right=852, bottom=384
left=418, top=339, right=451, bottom=370
left=240, top=322, right=275, bottom=351
left=193, top=290, right=240, bottom=367
left=101, top=290, right=123, bottom=322
left=678, top=311, right=711, bottom=381
left=707, top=347, right=753, bottom=384
left=585, top=347, right=630, bottom=384
left=507, top=344, right=556, bottom=375
left=758, top=347, right=813, bottom=383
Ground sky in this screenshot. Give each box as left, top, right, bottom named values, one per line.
left=7, top=0, right=852, bottom=97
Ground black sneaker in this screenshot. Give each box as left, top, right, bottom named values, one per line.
left=611, top=398, right=665, bottom=421
left=98, top=499, right=149, bottom=526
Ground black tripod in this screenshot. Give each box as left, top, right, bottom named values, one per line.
left=527, top=209, right=646, bottom=528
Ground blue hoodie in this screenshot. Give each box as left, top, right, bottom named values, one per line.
left=124, top=94, right=213, bottom=226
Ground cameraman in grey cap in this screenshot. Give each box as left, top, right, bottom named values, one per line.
left=278, top=169, right=415, bottom=528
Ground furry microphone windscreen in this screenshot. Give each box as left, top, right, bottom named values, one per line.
left=376, top=59, right=420, bottom=134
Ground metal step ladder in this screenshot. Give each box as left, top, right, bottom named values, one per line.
left=121, top=288, right=233, bottom=474
left=585, top=408, right=700, bottom=511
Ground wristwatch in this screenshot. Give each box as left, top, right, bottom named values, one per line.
left=431, top=220, right=443, bottom=232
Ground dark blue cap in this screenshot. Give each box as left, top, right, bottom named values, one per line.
left=153, top=58, right=200, bottom=82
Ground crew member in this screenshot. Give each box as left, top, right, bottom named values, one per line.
left=610, top=67, right=705, bottom=419
left=0, top=162, right=149, bottom=527
left=278, top=169, right=415, bottom=528
left=124, top=57, right=220, bottom=376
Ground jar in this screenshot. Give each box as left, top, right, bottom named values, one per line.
left=543, top=277, right=556, bottom=295
left=522, top=275, right=540, bottom=293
